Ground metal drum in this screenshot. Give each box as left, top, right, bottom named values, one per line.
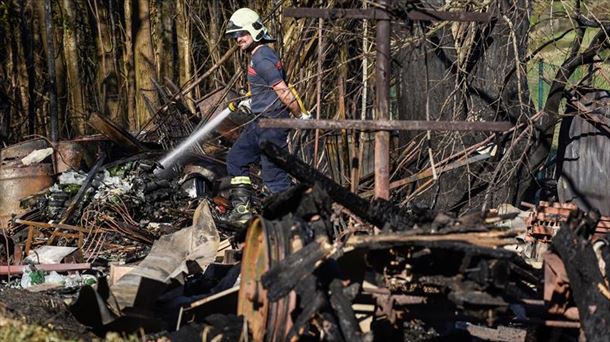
left=0, top=139, right=54, bottom=228
left=238, top=217, right=296, bottom=341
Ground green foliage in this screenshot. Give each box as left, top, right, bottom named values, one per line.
left=528, top=0, right=610, bottom=111
left=108, top=164, right=129, bottom=177
left=62, top=183, right=81, bottom=194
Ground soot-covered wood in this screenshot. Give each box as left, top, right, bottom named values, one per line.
left=551, top=210, right=610, bottom=342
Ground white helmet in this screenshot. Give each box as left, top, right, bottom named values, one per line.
left=226, top=8, right=274, bottom=42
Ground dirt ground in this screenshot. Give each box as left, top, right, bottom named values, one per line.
left=0, top=287, right=94, bottom=340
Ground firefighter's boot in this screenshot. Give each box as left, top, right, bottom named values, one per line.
left=222, top=177, right=254, bottom=227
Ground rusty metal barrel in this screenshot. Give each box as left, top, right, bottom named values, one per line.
left=238, top=217, right=296, bottom=341
left=0, top=139, right=54, bottom=228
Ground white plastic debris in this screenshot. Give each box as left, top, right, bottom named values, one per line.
left=24, top=246, right=77, bottom=264
left=21, top=147, right=54, bottom=166
left=59, top=170, right=87, bottom=185
left=44, top=271, right=65, bottom=285
left=20, top=265, right=44, bottom=288
left=64, top=274, right=82, bottom=288
left=20, top=266, right=33, bottom=288
left=93, top=170, right=133, bottom=200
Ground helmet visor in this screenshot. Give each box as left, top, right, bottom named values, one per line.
left=227, top=30, right=249, bottom=39
left=226, top=21, right=244, bottom=37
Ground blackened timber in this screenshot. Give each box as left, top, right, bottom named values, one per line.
left=329, top=279, right=363, bottom=342
left=551, top=211, right=610, bottom=342
left=261, top=141, right=415, bottom=230
left=283, top=8, right=492, bottom=22
left=261, top=241, right=331, bottom=301
left=258, top=119, right=513, bottom=132
left=286, top=291, right=327, bottom=340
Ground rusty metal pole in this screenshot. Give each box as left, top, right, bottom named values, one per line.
left=374, top=0, right=391, bottom=200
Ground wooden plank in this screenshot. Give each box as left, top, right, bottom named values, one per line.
left=186, top=286, right=240, bottom=310
left=259, top=119, right=513, bottom=132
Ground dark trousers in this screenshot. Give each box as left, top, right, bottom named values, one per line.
left=226, top=121, right=291, bottom=193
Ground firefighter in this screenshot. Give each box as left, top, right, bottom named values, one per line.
left=222, top=8, right=310, bottom=227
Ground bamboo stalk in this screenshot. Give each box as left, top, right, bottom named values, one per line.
left=314, top=15, right=323, bottom=166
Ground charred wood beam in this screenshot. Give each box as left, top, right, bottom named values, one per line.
left=261, top=141, right=417, bottom=230
left=59, top=154, right=106, bottom=224
left=286, top=290, right=327, bottom=340
left=318, top=312, right=345, bottom=342
left=329, top=279, right=363, bottom=342
left=282, top=8, right=492, bottom=22
left=259, top=119, right=513, bottom=132
left=261, top=240, right=332, bottom=302
left=508, top=262, right=541, bottom=286
left=551, top=210, right=610, bottom=342
left=262, top=184, right=332, bottom=222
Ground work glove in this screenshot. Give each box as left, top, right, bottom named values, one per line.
left=228, top=99, right=253, bottom=125
left=299, top=111, right=312, bottom=120
left=238, top=99, right=252, bottom=115
left=228, top=99, right=251, bottom=114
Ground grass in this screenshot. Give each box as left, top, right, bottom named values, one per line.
left=0, top=316, right=143, bottom=342
left=0, top=316, right=77, bottom=342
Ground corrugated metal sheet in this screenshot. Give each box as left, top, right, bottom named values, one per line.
left=557, top=91, right=610, bottom=215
